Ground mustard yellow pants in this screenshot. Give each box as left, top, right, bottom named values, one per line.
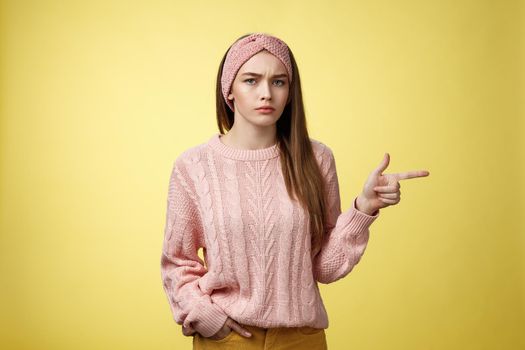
left=193, top=324, right=328, bottom=350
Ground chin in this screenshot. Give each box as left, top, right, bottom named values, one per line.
left=249, top=114, right=281, bottom=126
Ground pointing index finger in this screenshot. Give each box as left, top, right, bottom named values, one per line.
left=394, top=170, right=430, bottom=180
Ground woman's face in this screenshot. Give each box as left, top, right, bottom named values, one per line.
left=227, top=50, right=290, bottom=128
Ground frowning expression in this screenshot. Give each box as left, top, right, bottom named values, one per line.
left=227, top=50, right=290, bottom=127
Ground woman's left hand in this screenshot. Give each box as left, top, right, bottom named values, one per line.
left=356, top=153, right=430, bottom=215
left=182, top=324, right=197, bottom=337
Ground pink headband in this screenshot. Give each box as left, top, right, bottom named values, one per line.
left=221, top=33, right=293, bottom=112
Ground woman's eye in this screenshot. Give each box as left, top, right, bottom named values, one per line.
left=244, top=78, right=286, bottom=86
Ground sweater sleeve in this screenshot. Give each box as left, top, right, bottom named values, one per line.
left=312, top=146, right=380, bottom=284
left=160, top=158, right=229, bottom=337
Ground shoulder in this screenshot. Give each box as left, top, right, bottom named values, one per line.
left=167, top=142, right=208, bottom=198
left=173, top=140, right=208, bottom=171
left=309, top=137, right=334, bottom=165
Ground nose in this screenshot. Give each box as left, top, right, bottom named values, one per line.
left=259, top=80, right=272, bottom=101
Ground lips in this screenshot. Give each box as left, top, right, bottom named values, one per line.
left=256, top=106, right=275, bottom=111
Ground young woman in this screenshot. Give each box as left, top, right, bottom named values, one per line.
left=160, top=32, right=429, bottom=350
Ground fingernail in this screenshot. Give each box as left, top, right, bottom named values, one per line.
left=245, top=332, right=251, bottom=336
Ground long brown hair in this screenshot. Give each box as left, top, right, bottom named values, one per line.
left=215, top=33, right=328, bottom=259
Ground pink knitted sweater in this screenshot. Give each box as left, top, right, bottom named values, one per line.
left=160, top=133, right=380, bottom=337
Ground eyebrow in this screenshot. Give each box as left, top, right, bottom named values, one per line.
left=241, top=72, right=288, bottom=78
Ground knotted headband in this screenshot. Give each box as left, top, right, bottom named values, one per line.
left=221, top=33, right=293, bottom=112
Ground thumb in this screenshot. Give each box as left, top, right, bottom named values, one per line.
left=373, top=152, right=390, bottom=175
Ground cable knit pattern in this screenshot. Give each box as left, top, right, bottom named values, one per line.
left=160, top=133, right=380, bottom=337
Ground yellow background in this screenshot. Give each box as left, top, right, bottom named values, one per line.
left=1, top=0, right=523, bottom=349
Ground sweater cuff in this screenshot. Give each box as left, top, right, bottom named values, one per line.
left=336, top=197, right=380, bottom=236
left=184, top=299, right=229, bottom=337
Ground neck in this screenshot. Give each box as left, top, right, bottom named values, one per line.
left=221, top=126, right=277, bottom=150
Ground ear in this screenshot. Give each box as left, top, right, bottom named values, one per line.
left=228, top=93, right=234, bottom=101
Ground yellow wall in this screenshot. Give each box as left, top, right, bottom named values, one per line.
left=0, top=0, right=523, bottom=349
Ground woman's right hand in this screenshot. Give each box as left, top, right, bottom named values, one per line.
left=207, top=317, right=252, bottom=340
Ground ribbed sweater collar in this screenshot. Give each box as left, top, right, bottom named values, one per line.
left=207, top=133, right=280, bottom=161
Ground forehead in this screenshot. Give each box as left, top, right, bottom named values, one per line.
left=237, top=50, right=288, bottom=74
